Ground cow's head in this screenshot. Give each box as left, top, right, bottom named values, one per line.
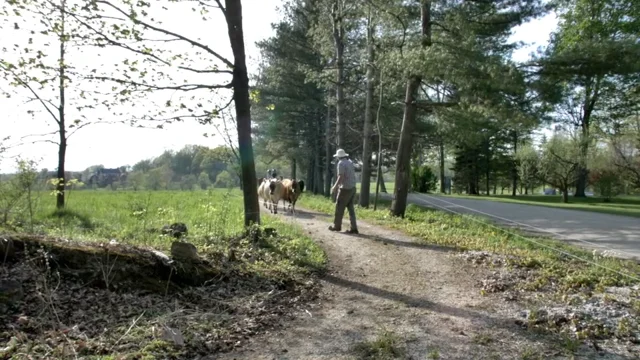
left=269, top=180, right=276, bottom=195
left=298, top=180, right=305, bottom=193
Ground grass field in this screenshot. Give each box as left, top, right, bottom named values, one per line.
left=355, top=181, right=395, bottom=193
left=15, top=189, right=325, bottom=269
left=0, top=189, right=326, bottom=359
left=446, top=193, right=640, bottom=218
left=298, top=194, right=640, bottom=292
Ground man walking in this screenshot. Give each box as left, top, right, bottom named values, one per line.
left=329, top=149, right=359, bottom=234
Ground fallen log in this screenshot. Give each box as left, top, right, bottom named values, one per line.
left=0, top=234, right=221, bottom=294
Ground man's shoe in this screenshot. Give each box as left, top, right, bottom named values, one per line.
left=345, top=229, right=359, bottom=234
left=328, top=226, right=341, bottom=232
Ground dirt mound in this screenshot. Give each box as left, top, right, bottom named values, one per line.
left=0, top=234, right=319, bottom=359
left=1, top=234, right=224, bottom=294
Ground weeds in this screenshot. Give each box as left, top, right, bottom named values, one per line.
left=520, top=346, right=542, bottom=360
left=472, top=332, right=493, bottom=346
left=560, top=334, right=580, bottom=354
left=427, top=349, right=440, bottom=359
left=352, top=329, right=405, bottom=360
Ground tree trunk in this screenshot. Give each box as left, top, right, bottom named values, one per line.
left=332, top=5, right=346, bottom=149
left=485, top=139, right=490, bottom=197
left=439, top=139, right=445, bottom=194
left=373, top=71, right=385, bottom=211
left=314, top=122, right=323, bottom=194
left=469, top=178, right=478, bottom=195
left=225, top=0, right=259, bottom=226
left=391, top=0, right=430, bottom=217
left=391, top=75, right=420, bottom=217
left=511, top=130, right=518, bottom=197
left=56, top=1, right=67, bottom=210
left=574, top=121, right=589, bottom=197
left=324, top=98, right=332, bottom=197
left=575, top=75, right=600, bottom=198
left=291, top=158, right=297, bottom=179
left=306, top=156, right=314, bottom=193
left=359, top=9, right=375, bottom=208
left=562, top=189, right=569, bottom=203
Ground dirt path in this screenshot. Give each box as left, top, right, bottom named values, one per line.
left=213, top=207, right=583, bottom=360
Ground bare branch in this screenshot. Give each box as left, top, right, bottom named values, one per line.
left=218, top=95, right=234, bottom=112
left=20, top=131, right=59, bottom=140
left=30, top=139, right=60, bottom=146
left=66, top=119, right=115, bottom=138
left=125, top=113, right=216, bottom=124
left=0, top=63, right=60, bottom=124
left=96, top=0, right=234, bottom=69
left=69, top=12, right=233, bottom=75
left=86, top=75, right=232, bottom=91
left=213, top=0, right=226, bottom=17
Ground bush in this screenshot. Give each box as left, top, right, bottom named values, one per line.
left=214, top=170, right=236, bottom=189
left=590, top=168, right=624, bottom=202
left=410, top=165, right=437, bottom=193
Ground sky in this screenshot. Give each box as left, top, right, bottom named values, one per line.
left=0, top=1, right=559, bottom=173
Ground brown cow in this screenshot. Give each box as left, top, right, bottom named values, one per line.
left=281, top=179, right=305, bottom=214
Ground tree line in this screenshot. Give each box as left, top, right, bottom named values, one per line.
left=1, top=0, right=639, bottom=227
left=251, top=0, right=640, bottom=207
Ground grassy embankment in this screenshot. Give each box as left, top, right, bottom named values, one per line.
left=299, top=193, right=640, bottom=293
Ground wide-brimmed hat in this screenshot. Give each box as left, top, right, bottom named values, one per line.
left=333, top=149, right=348, bottom=158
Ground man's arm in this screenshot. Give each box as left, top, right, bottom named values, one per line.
left=332, top=161, right=344, bottom=193
left=333, top=175, right=343, bottom=188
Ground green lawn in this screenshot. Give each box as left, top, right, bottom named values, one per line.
left=298, top=194, right=640, bottom=292
left=445, top=193, right=640, bottom=218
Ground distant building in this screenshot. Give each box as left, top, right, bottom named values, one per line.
left=88, top=168, right=127, bottom=187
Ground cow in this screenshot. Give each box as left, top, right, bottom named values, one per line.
left=281, top=179, right=305, bottom=214
left=258, top=178, right=271, bottom=211
left=267, top=179, right=285, bottom=214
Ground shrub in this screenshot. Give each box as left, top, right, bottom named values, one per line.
left=410, top=165, right=437, bottom=193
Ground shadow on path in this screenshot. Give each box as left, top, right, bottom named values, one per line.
left=344, top=233, right=456, bottom=253
left=322, top=274, right=514, bottom=331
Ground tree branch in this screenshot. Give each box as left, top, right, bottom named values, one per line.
left=96, top=0, right=234, bottom=69
left=0, top=63, right=60, bottom=124
left=86, top=75, right=232, bottom=91
left=415, top=100, right=458, bottom=111
left=213, top=0, right=226, bottom=17
left=20, top=131, right=59, bottom=140
left=70, top=12, right=233, bottom=75
left=30, top=139, right=60, bottom=146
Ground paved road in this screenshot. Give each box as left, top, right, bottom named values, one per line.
left=389, top=193, right=640, bottom=261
